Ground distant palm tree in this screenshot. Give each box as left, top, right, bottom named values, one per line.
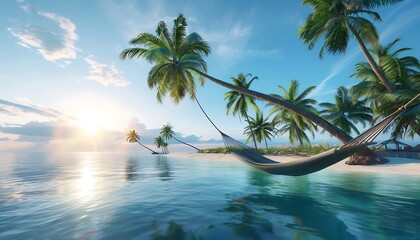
left=244, top=112, right=275, bottom=150
left=351, top=39, right=420, bottom=137
left=120, top=13, right=354, bottom=144
left=268, top=80, right=318, bottom=145
left=299, top=0, right=402, bottom=92
left=320, top=87, right=373, bottom=135
left=154, top=136, right=168, bottom=154
left=225, top=73, right=259, bottom=149
left=126, top=130, right=158, bottom=154
left=160, top=124, right=200, bottom=151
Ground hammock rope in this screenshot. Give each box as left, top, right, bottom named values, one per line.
left=195, top=93, right=420, bottom=176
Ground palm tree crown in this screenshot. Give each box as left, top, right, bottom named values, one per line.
left=126, top=130, right=158, bottom=154
left=154, top=136, right=168, bottom=154
left=244, top=112, right=275, bottom=150
left=161, top=124, right=175, bottom=140
left=268, top=80, right=318, bottom=145
left=351, top=39, right=420, bottom=138
left=319, top=87, right=373, bottom=135
left=160, top=123, right=200, bottom=151
left=126, top=129, right=140, bottom=143
left=225, top=73, right=259, bottom=119
left=120, top=14, right=210, bottom=104
left=299, top=0, right=402, bottom=92
left=225, top=73, right=259, bottom=149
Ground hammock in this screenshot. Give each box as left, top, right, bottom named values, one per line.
left=196, top=93, right=420, bottom=176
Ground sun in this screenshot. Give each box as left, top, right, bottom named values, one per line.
left=79, top=112, right=103, bottom=135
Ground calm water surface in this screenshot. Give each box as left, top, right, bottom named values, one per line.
left=0, top=152, right=419, bottom=239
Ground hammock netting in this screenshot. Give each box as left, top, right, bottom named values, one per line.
left=196, top=93, right=420, bottom=176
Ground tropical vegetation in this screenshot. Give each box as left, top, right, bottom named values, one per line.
left=299, top=0, right=402, bottom=92
left=160, top=124, right=200, bottom=151
left=225, top=73, right=259, bottom=149
left=119, top=13, right=354, bottom=144
left=154, top=136, right=169, bottom=154
left=320, top=87, right=373, bottom=135
left=351, top=39, right=420, bottom=138
left=244, top=112, right=275, bottom=150
left=121, top=0, right=420, bottom=165
left=268, top=80, right=318, bottom=146
left=126, top=130, right=158, bottom=154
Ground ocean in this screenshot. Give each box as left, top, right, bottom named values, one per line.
left=1, top=152, right=419, bottom=239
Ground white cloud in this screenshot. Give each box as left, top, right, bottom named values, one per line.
left=7, top=8, right=78, bottom=64
left=201, top=22, right=282, bottom=63
left=84, top=56, right=130, bottom=87
left=380, top=4, right=420, bottom=41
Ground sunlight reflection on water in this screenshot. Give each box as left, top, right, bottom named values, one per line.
left=0, top=152, right=419, bottom=239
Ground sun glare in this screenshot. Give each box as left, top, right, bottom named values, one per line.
left=79, top=113, right=103, bottom=135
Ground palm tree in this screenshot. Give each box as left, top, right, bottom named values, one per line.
left=351, top=39, right=420, bottom=137
left=225, top=73, right=259, bottom=149
left=244, top=112, right=275, bottom=150
left=268, top=80, right=319, bottom=145
left=154, top=136, right=168, bottom=154
left=126, top=130, right=158, bottom=154
left=120, top=14, right=354, bottom=144
left=160, top=124, right=200, bottom=151
left=299, top=0, right=402, bottom=92
left=319, top=87, right=373, bottom=135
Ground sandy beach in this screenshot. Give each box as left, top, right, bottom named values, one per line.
left=169, top=152, right=420, bottom=176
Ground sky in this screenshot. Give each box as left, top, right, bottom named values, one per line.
left=1, top=0, right=419, bottom=152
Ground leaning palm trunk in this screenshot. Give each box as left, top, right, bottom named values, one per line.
left=137, top=141, right=158, bottom=154
left=245, top=113, right=258, bottom=149
left=173, top=136, right=200, bottom=151
left=188, top=67, right=353, bottom=144
left=347, top=23, right=395, bottom=92
left=190, top=68, right=390, bottom=165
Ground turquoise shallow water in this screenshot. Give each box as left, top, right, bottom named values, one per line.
left=0, top=152, right=419, bottom=239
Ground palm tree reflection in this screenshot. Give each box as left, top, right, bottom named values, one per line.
left=156, top=156, right=173, bottom=181
left=223, top=193, right=356, bottom=240
left=125, top=158, right=139, bottom=181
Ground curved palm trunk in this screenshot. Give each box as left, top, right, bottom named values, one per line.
left=244, top=113, right=258, bottom=149
left=137, top=141, right=158, bottom=154
left=173, top=136, right=200, bottom=151
left=189, top=68, right=353, bottom=144
left=264, top=137, right=268, bottom=150
left=347, top=23, right=395, bottom=92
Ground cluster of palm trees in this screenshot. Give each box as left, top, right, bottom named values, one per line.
left=224, top=76, right=374, bottom=150
left=126, top=124, right=200, bottom=154
left=120, top=0, right=419, bottom=164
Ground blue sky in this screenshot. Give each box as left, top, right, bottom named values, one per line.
left=1, top=0, right=419, bottom=152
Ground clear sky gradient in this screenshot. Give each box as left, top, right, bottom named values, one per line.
left=1, top=0, right=419, bottom=152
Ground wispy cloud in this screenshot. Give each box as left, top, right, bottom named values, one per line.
left=107, top=0, right=280, bottom=65
left=201, top=23, right=282, bottom=63
left=84, top=56, right=130, bottom=87
left=105, top=0, right=169, bottom=38
left=0, top=120, right=73, bottom=139
left=0, top=98, right=63, bottom=118
left=7, top=3, right=78, bottom=65
left=308, top=49, right=360, bottom=98
left=380, top=3, right=420, bottom=41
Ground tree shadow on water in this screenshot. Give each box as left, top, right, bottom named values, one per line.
left=156, top=156, right=173, bottom=181
left=222, top=193, right=356, bottom=240
left=319, top=183, right=420, bottom=239
left=125, top=157, right=139, bottom=181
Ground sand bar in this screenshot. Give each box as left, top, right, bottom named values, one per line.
left=168, top=152, right=420, bottom=176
